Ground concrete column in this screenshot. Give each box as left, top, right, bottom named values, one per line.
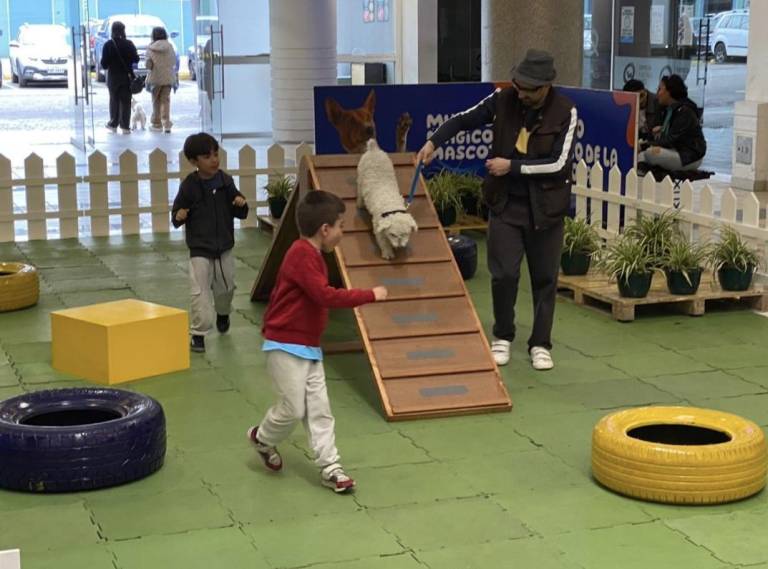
left=481, top=0, right=583, bottom=86
left=399, top=0, right=438, bottom=84
left=731, top=0, right=768, bottom=191
left=269, top=0, right=337, bottom=143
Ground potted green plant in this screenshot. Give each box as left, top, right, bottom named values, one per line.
left=595, top=234, right=658, bottom=298
left=561, top=217, right=600, bottom=275
left=624, top=210, right=682, bottom=267
left=662, top=237, right=710, bottom=295
left=427, top=170, right=464, bottom=227
left=710, top=225, right=760, bottom=291
left=264, top=175, right=294, bottom=219
left=456, top=173, right=485, bottom=219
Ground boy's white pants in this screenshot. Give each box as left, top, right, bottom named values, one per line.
left=258, top=350, right=341, bottom=475
left=189, top=249, right=235, bottom=336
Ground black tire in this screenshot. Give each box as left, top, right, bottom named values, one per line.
left=97, top=68, right=105, bottom=83
left=18, top=64, right=28, bottom=88
left=714, top=42, right=728, bottom=64
left=188, top=60, right=196, bottom=81
left=11, top=61, right=18, bottom=84
left=0, top=388, right=166, bottom=493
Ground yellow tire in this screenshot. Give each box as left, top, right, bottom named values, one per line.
left=0, top=263, right=39, bottom=312
left=592, top=406, right=767, bottom=504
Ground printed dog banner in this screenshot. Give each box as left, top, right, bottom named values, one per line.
left=313, top=83, right=638, bottom=182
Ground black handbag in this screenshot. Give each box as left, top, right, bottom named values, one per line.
left=112, top=39, right=145, bottom=94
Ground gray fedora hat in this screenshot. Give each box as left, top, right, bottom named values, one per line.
left=511, top=49, right=557, bottom=87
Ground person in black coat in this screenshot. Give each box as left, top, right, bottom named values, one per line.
left=638, top=74, right=707, bottom=171
left=100, top=21, right=139, bottom=133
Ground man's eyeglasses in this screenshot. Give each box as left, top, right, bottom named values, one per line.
left=512, top=80, right=542, bottom=94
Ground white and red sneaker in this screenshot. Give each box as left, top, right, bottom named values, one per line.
left=247, top=426, right=283, bottom=472
left=321, top=467, right=356, bottom=494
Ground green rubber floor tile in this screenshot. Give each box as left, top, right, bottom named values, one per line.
left=684, top=393, right=768, bottom=426
left=679, top=343, right=768, bottom=371
left=3, top=342, right=51, bottom=365
left=159, top=390, right=256, bottom=425
left=641, top=370, right=765, bottom=400
left=0, top=385, right=26, bottom=398
left=58, top=290, right=137, bottom=307
left=335, top=431, right=431, bottom=468
left=535, top=356, right=632, bottom=386
left=0, top=364, right=19, bottom=387
left=665, top=511, right=768, bottom=566
left=87, top=486, right=232, bottom=541
left=216, top=468, right=362, bottom=525
left=311, top=553, right=426, bottom=569
left=495, top=484, right=653, bottom=536
left=600, top=348, right=714, bottom=378
left=39, top=266, right=117, bottom=281
left=448, top=449, right=590, bottom=496
left=417, top=537, right=582, bottom=569
left=726, top=365, right=768, bottom=389
left=19, top=544, right=115, bottom=569
left=370, top=497, right=530, bottom=551
left=0, top=502, right=100, bottom=552
left=505, top=384, right=590, bottom=416
left=112, top=526, right=270, bottom=569
left=557, top=333, right=663, bottom=358
left=167, top=416, right=258, bottom=453
left=128, top=368, right=236, bottom=401
left=551, top=521, right=733, bottom=569
left=395, top=416, right=536, bottom=460
left=183, top=443, right=288, bottom=487
left=636, top=488, right=768, bottom=520
left=50, top=278, right=130, bottom=294
left=244, top=511, right=403, bottom=568
left=15, top=362, right=79, bottom=384
left=554, top=377, right=682, bottom=410
left=352, top=462, right=482, bottom=509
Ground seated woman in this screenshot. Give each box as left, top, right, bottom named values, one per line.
left=637, top=74, right=706, bottom=172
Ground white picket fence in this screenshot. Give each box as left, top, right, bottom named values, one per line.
left=0, top=143, right=313, bottom=243
left=572, top=161, right=768, bottom=263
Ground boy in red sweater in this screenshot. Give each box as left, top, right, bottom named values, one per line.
left=248, top=190, right=387, bottom=493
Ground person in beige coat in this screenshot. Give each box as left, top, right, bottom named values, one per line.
left=146, top=27, right=178, bottom=133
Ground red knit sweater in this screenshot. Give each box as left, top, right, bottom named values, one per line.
left=262, top=239, right=375, bottom=347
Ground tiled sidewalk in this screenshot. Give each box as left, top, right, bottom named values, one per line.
left=1, top=230, right=767, bottom=569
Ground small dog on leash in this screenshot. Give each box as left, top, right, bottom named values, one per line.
left=130, top=98, right=147, bottom=131
left=357, top=139, right=418, bottom=260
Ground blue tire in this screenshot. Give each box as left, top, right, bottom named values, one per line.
left=448, top=234, right=478, bottom=280
left=0, top=388, right=165, bottom=493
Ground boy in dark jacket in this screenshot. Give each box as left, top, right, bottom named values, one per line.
left=172, top=133, right=248, bottom=352
left=248, top=191, right=387, bottom=493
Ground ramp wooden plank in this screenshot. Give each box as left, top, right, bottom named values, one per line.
left=345, top=262, right=465, bottom=300
left=359, top=297, right=477, bottom=340
left=339, top=228, right=452, bottom=266
left=385, top=372, right=512, bottom=418
left=371, top=332, right=494, bottom=379
left=314, top=165, right=426, bottom=200
left=340, top=196, right=440, bottom=232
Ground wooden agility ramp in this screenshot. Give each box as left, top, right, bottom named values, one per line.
left=252, top=153, right=511, bottom=420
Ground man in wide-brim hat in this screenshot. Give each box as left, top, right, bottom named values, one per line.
left=418, top=49, right=577, bottom=372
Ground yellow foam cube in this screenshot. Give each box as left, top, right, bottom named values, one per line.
left=51, top=299, right=189, bottom=384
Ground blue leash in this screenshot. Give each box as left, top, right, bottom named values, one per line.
left=406, top=160, right=424, bottom=207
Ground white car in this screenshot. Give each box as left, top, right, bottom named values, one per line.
left=9, top=24, right=71, bottom=87
left=709, top=9, right=749, bottom=63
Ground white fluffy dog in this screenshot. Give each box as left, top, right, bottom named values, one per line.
left=357, top=139, right=418, bottom=260
left=130, top=98, right=147, bottom=131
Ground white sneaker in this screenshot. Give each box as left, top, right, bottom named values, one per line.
left=120, top=128, right=131, bottom=135
left=530, top=346, right=554, bottom=371
left=149, top=125, right=163, bottom=132
left=491, top=339, right=511, bottom=366
left=105, top=124, right=117, bottom=133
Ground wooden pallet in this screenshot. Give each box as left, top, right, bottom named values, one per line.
left=558, top=271, right=768, bottom=322
left=251, top=153, right=511, bottom=421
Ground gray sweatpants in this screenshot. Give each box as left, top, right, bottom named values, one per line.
left=638, top=147, right=702, bottom=171
left=189, top=249, right=235, bottom=336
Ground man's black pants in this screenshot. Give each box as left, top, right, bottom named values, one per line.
left=487, top=213, right=564, bottom=350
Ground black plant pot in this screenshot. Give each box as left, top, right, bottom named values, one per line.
left=448, top=234, right=478, bottom=280
left=718, top=266, right=754, bottom=291
left=617, top=272, right=653, bottom=298
left=665, top=268, right=702, bottom=295
left=437, top=204, right=457, bottom=227
left=560, top=252, right=591, bottom=276
left=268, top=197, right=287, bottom=219
left=460, top=194, right=480, bottom=217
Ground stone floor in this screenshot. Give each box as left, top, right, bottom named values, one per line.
left=1, top=230, right=768, bottom=568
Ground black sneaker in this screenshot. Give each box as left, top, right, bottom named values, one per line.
left=190, top=335, right=205, bottom=352
left=216, top=313, right=230, bottom=334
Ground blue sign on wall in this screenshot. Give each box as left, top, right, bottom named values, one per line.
left=314, top=82, right=638, bottom=183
